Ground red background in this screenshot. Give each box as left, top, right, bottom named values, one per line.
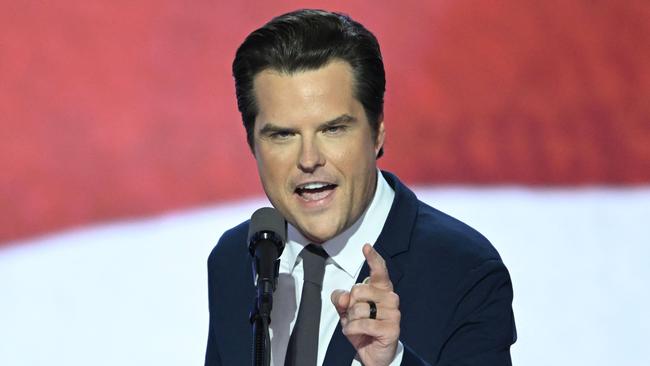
left=1, top=0, right=649, bottom=244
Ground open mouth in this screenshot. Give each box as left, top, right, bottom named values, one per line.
left=294, top=182, right=338, bottom=201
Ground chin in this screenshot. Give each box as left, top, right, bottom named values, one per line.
left=296, top=222, right=339, bottom=244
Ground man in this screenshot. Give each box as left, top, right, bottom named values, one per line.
left=205, top=9, right=516, bottom=366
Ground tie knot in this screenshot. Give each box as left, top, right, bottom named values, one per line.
left=300, top=244, right=328, bottom=287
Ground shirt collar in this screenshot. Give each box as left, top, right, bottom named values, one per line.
left=280, top=170, right=395, bottom=279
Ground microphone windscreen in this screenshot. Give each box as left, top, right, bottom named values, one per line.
left=248, top=207, right=287, bottom=244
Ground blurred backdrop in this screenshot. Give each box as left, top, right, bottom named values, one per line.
left=1, top=1, right=649, bottom=365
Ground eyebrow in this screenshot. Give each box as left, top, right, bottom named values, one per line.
left=321, top=114, right=357, bottom=128
left=258, top=114, right=357, bottom=136
left=258, top=123, right=297, bottom=136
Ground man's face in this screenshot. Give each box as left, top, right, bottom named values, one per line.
left=252, top=60, right=385, bottom=244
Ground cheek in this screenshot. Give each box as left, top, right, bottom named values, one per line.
left=256, top=150, right=292, bottom=196
left=343, top=139, right=376, bottom=170
left=347, top=141, right=379, bottom=193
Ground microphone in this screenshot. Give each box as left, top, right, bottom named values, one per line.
left=248, top=209, right=285, bottom=366
left=248, top=207, right=286, bottom=303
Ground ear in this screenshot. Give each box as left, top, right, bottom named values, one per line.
left=374, top=114, right=385, bottom=157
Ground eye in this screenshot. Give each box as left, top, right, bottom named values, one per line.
left=323, top=125, right=346, bottom=135
left=270, top=130, right=294, bottom=140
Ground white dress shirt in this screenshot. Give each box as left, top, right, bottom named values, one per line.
left=269, top=171, right=404, bottom=366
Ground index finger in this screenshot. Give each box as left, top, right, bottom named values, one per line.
left=362, top=243, right=393, bottom=290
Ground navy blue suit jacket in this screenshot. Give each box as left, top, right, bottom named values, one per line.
left=205, top=171, right=516, bottom=365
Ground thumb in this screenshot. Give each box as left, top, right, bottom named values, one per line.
left=330, top=289, right=350, bottom=316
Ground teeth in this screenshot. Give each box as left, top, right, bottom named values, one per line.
left=299, top=182, right=329, bottom=190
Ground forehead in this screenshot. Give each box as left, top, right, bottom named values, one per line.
left=252, top=61, right=362, bottom=126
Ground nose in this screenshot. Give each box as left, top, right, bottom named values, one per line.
left=297, top=136, right=325, bottom=172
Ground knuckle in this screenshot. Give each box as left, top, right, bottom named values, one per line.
left=350, top=284, right=367, bottom=299
left=389, top=292, right=400, bottom=306
left=348, top=286, right=360, bottom=301
left=349, top=303, right=364, bottom=319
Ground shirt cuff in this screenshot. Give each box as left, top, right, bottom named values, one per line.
left=352, top=341, right=404, bottom=366
left=389, top=341, right=405, bottom=366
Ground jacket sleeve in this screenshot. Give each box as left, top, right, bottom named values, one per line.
left=204, top=254, right=222, bottom=366
left=401, top=343, right=433, bottom=365
left=204, top=314, right=222, bottom=366
left=434, top=258, right=517, bottom=366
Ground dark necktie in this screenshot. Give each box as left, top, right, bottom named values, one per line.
left=284, top=244, right=329, bottom=366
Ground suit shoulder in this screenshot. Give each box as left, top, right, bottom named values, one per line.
left=207, top=220, right=250, bottom=267
left=412, top=200, right=502, bottom=268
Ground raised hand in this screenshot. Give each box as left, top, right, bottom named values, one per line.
left=331, top=244, right=401, bottom=366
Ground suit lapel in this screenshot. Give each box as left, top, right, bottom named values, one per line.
left=322, top=171, right=418, bottom=365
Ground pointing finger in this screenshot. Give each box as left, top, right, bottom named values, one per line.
left=362, top=244, right=392, bottom=290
